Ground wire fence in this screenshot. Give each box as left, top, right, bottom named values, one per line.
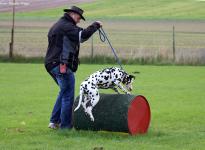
left=0, top=21, right=205, bottom=64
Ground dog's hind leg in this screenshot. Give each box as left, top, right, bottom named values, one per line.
left=90, top=90, right=100, bottom=121
left=91, top=91, right=100, bottom=108
left=86, top=106, right=95, bottom=122
left=85, top=89, right=100, bottom=122
left=82, top=95, right=89, bottom=113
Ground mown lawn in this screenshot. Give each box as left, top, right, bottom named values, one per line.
left=0, top=63, right=205, bottom=150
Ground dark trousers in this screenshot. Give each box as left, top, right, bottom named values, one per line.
left=49, top=65, right=75, bottom=128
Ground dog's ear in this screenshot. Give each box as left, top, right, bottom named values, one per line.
left=129, top=75, right=135, bottom=80
left=122, top=77, right=127, bottom=84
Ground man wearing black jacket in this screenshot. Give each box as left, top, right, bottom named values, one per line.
left=45, top=6, right=102, bottom=129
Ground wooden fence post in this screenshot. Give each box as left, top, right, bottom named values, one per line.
left=91, top=35, right=94, bottom=59
left=172, top=25, right=176, bottom=61
left=9, top=0, right=16, bottom=58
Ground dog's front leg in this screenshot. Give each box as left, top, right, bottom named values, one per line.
left=117, top=84, right=130, bottom=95
left=114, top=80, right=130, bottom=95
left=112, top=86, right=120, bottom=94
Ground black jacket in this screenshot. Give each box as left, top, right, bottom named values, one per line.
left=45, top=13, right=100, bottom=72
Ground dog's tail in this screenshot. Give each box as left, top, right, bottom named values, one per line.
left=74, top=91, right=83, bottom=112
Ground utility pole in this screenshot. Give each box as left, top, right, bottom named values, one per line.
left=9, top=0, right=15, bottom=58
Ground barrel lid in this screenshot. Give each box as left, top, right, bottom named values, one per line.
left=127, top=95, right=151, bottom=135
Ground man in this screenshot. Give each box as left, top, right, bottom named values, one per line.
left=44, top=6, right=102, bottom=129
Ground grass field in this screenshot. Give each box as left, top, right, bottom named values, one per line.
left=0, top=0, right=205, bottom=20
left=0, top=63, right=205, bottom=150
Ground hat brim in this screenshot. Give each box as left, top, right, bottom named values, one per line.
left=64, top=9, right=85, bottom=21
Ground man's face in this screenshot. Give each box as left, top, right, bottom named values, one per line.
left=70, top=12, right=81, bottom=24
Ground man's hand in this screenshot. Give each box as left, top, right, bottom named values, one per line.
left=60, top=63, right=67, bottom=74
left=95, top=21, right=103, bottom=27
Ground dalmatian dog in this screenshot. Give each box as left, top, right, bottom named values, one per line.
left=74, top=67, right=136, bottom=122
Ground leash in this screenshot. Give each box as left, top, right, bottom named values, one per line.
left=98, top=27, right=124, bottom=70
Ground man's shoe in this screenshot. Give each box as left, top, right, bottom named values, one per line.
left=48, top=123, right=59, bottom=129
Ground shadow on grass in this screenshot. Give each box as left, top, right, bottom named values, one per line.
left=54, top=127, right=167, bottom=141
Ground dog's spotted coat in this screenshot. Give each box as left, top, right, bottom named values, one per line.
left=74, top=67, right=135, bottom=121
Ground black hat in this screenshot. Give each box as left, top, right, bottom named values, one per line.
left=64, top=6, right=85, bottom=21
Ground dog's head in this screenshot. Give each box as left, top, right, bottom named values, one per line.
left=122, top=74, right=135, bottom=91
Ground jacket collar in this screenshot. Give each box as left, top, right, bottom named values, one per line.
left=63, top=13, right=76, bottom=25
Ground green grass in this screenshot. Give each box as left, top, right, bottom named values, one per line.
left=0, top=63, right=205, bottom=150
left=0, top=0, right=205, bottom=21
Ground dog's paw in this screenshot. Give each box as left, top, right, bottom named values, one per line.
left=126, top=92, right=131, bottom=95
left=89, top=115, right=95, bottom=122
left=90, top=116, right=94, bottom=122
left=84, top=110, right=89, bottom=115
